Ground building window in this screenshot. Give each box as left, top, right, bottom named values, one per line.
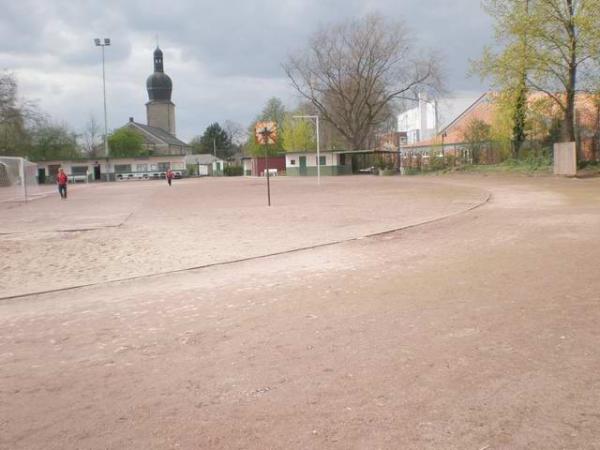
left=319, top=156, right=326, bottom=166
left=48, top=165, right=60, bottom=177
left=290, top=159, right=296, bottom=165
left=71, top=166, right=88, bottom=175
left=115, top=164, right=132, bottom=173
left=136, top=164, right=148, bottom=173
left=339, top=154, right=346, bottom=165
left=158, top=162, right=170, bottom=172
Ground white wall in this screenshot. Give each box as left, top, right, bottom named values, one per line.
left=243, top=159, right=252, bottom=174
left=286, top=153, right=337, bottom=168
left=397, top=94, right=437, bottom=144
left=36, top=156, right=186, bottom=176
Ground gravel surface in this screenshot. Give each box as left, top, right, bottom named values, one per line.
left=0, top=176, right=487, bottom=299
left=1, top=174, right=599, bottom=449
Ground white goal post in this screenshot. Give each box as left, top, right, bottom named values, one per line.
left=0, top=156, right=41, bottom=203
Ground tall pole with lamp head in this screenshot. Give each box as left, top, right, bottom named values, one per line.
left=94, top=37, right=111, bottom=179
left=293, top=115, right=320, bottom=185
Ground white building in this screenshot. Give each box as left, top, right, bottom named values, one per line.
left=397, top=94, right=438, bottom=145
left=185, top=154, right=225, bottom=176
left=35, top=156, right=187, bottom=183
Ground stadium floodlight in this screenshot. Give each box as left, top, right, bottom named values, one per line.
left=293, top=115, right=320, bottom=185
left=94, top=37, right=111, bottom=170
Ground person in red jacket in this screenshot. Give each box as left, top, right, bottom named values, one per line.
left=57, top=167, right=68, bottom=199
left=166, top=168, right=174, bottom=186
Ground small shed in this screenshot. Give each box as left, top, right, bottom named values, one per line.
left=285, top=151, right=352, bottom=176
left=35, top=155, right=187, bottom=182
left=185, top=154, right=225, bottom=176
left=242, top=155, right=286, bottom=176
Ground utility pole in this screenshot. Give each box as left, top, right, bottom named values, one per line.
left=94, top=37, right=111, bottom=180
left=293, top=115, right=320, bottom=185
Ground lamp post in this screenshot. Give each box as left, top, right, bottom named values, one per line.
left=94, top=38, right=111, bottom=170
left=293, top=115, right=320, bottom=185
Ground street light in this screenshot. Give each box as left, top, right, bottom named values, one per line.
left=293, top=115, right=320, bottom=185
left=94, top=37, right=111, bottom=167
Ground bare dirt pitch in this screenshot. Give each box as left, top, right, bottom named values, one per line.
left=1, top=175, right=600, bottom=449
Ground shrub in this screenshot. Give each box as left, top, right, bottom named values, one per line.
left=224, top=165, right=243, bottom=176
left=427, top=154, right=447, bottom=172
left=403, top=167, right=421, bottom=175
left=186, top=165, right=197, bottom=176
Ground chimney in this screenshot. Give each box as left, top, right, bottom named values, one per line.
left=129, top=117, right=134, bottom=123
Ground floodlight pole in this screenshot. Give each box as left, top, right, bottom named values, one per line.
left=293, top=115, right=320, bottom=185
left=95, top=38, right=111, bottom=175
left=101, top=45, right=108, bottom=158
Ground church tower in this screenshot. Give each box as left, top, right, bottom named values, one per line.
left=146, top=47, right=176, bottom=135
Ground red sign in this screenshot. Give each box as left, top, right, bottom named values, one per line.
left=255, top=121, right=277, bottom=145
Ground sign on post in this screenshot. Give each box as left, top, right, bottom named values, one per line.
left=255, top=122, right=278, bottom=206
left=255, top=121, right=277, bottom=145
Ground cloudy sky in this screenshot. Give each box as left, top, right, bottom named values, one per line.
left=1, top=0, right=494, bottom=142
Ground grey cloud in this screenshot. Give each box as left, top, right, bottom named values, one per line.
left=1, top=0, right=493, bottom=143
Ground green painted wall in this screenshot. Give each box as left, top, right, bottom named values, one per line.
left=287, top=165, right=352, bottom=176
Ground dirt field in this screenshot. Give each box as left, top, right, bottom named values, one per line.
left=1, top=174, right=600, bottom=449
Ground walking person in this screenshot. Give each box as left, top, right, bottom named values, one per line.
left=57, top=167, right=68, bottom=199
left=166, top=168, right=174, bottom=187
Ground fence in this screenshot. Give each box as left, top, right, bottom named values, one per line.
left=399, top=141, right=554, bottom=174
left=0, top=157, right=51, bottom=202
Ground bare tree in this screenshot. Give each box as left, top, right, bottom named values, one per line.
left=0, top=71, right=44, bottom=157
left=81, top=115, right=102, bottom=158
left=284, top=14, right=443, bottom=150
left=223, top=120, right=246, bottom=147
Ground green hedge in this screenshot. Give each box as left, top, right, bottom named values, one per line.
left=224, top=165, right=243, bottom=176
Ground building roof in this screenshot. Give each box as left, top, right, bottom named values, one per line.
left=127, top=121, right=189, bottom=147
left=33, top=155, right=187, bottom=164
left=147, top=46, right=173, bottom=101
left=185, top=154, right=223, bottom=164
left=439, top=93, right=492, bottom=137
left=403, top=93, right=495, bottom=149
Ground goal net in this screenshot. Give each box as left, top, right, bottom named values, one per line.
left=0, top=156, right=44, bottom=202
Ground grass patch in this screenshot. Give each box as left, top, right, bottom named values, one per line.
left=462, top=157, right=552, bottom=175
left=576, top=161, right=600, bottom=177
left=416, top=155, right=553, bottom=176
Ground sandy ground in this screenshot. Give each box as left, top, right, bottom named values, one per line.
left=0, top=177, right=487, bottom=299
left=1, top=174, right=600, bottom=449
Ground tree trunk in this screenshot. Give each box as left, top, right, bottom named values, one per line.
left=563, top=84, right=576, bottom=143
left=512, top=0, right=529, bottom=159
left=562, top=0, right=577, bottom=143
left=512, top=79, right=527, bottom=159
left=595, top=101, right=600, bottom=161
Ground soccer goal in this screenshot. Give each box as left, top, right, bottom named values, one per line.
left=0, top=156, right=42, bottom=203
